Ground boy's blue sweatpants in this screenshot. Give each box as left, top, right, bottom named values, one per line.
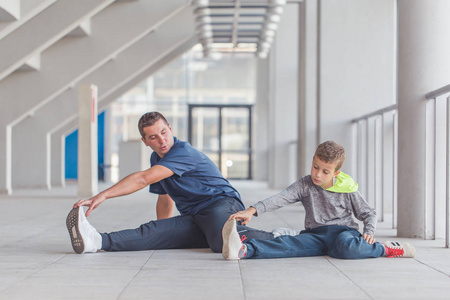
left=244, top=225, right=386, bottom=259
left=100, top=197, right=273, bottom=253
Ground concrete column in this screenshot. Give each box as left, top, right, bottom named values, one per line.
left=11, top=116, right=51, bottom=189
left=0, top=124, right=12, bottom=194
left=397, top=0, right=450, bottom=238
left=77, top=84, right=98, bottom=198
left=50, top=125, right=75, bottom=188
left=267, top=2, right=300, bottom=189
left=298, top=0, right=319, bottom=177
left=51, top=132, right=65, bottom=188
left=254, top=58, right=270, bottom=181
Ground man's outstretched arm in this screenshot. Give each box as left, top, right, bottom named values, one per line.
left=74, top=165, right=174, bottom=216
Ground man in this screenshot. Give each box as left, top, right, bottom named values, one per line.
left=66, top=111, right=274, bottom=254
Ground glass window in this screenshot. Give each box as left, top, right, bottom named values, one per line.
left=107, top=45, right=256, bottom=181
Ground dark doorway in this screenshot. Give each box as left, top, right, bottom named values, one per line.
left=188, top=104, right=252, bottom=179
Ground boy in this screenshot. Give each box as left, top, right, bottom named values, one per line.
left=222, top=141, right=416, bottom=260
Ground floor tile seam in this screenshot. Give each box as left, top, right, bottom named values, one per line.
left=46, top=265, right=159, bottom=271
left=413, top=257, right=450, bottom=277
left=0, top=252, right=69, bottom=293
left=117, top=250, right=156, bottom=299
left=325, top=257, right=374, bottom=300
left=238, top=260, right=247, bottom=300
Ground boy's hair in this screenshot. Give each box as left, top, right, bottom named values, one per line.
left=314, top=141, right=346, bottom=172
left=138, top=112, right=169, bottom=138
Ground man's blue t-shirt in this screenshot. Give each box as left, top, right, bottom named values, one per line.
left=149, top=137, right=244, bottom=215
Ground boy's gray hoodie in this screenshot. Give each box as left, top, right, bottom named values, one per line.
left=252, top=172, right=377, bottom=236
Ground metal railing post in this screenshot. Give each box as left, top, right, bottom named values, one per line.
left=352, top=104, right=398, bottom=227
left=447, top=95, right=450, bottom=248
left=381, top=114, right=385, bottom=222
left=393, top=111, right=398, bottom=229
left=425, top=84, right=450, bottom=247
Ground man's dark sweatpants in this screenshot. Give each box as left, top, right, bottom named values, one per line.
left=100, top=198, right=273, bottom=253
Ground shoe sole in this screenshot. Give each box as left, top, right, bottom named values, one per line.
left=66, top=207, right=85, bottom=254
left=222, top=219, right=240, bottom=260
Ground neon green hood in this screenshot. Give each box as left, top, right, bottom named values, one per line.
left=326, top=171, right=359, bottom=193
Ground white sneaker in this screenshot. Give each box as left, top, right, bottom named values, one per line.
left=272, top=228, right=300, bottom=237
left=66, top=206, right=101, bottom=254
left=382, top=241, right=416, bottom=258
left=222, top=219, right=247, bottom=260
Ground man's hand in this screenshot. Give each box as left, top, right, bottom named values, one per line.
left=362, top=233, right=376, bottom=244
left=229, top=207, right=257, bottom=225
left=71, top=165, right=174, bottom=217
left=73, top=194, right=106, bottom=217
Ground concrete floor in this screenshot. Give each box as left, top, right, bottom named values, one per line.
left=0, top=180, right=449, bottom=300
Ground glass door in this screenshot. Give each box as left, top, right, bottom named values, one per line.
left=189, top=107, right=220, bottom=167
left=188, top=105, right=252, bottom=179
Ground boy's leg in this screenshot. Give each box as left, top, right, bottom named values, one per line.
left=193, top=198, right=274, bottom=253
left=327, top=227, right=385, bottom=259
left=223, top=219, right=327, bottom=259
left=236, top=224, right=275, bottom=243
left=245, top=231, right=327, bottom=259
left=102, top=215, right=209, bottom=251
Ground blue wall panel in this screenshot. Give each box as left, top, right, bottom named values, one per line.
left=65, top=111, right=105, bottom=179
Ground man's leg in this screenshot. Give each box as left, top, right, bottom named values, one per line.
left=326, top=227, right=385, bottom=259
left=193, top=198, right=274, bottom=253
left=66, top=206, right=102, bottom=254
left=102, top=215, right=209, bottom=251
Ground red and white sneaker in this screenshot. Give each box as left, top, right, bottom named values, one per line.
left=382, top=241, right=416, bottom=258
left=222, top=219, right=248, bottom=260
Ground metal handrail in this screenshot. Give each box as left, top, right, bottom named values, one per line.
left=352, top=104, right=397, bottom=123
left=425, top=84, right=450, bottom=100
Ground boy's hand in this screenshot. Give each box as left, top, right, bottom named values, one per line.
left=362, top=233, right=376, bottom=244
left=229, top=207, right=257, bottom=225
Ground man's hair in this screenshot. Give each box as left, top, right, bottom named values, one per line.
left=138, top=112, right=169, bottom=138
left=314, top=141, right=346, bottom=171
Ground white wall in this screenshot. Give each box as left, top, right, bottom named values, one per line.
left=258, top=0, right=396, bottom=191
left=118, top=140, right=152, bottom=180
left=318, top=0, right=396, bottom=175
